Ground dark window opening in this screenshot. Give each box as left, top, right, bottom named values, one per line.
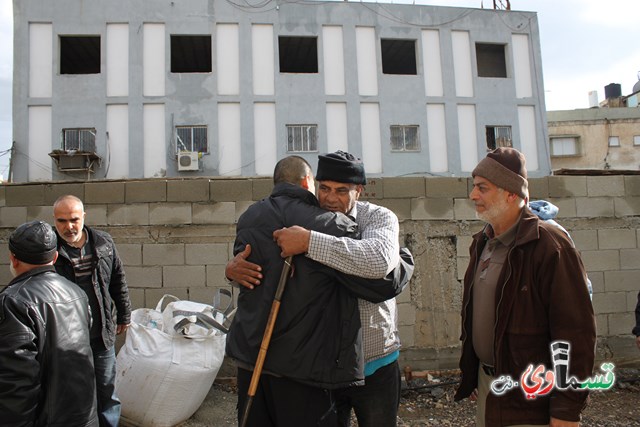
left=60, top=36, right=101, bottom=74
left=476, top=43, right=507, bottom=78
left=381, top=39, right=417, bottom=75
left=171, top=35, right=212, bottom=73
left=279, top=37, right=318, bottom=73
left=486, top=126, right=512, bottom=150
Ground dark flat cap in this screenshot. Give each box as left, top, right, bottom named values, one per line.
left=9, top=221, right=58, bottom=265
left=316, top=151, right=367, bottom=185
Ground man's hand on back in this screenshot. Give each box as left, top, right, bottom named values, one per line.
left=273, top=226, right=311, bottom=257
left=225, top=244, right=263, bottom=289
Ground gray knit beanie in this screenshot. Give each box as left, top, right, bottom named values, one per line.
left=472, top=147, right=528, bottom=199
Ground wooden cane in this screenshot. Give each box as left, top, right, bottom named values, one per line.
left=239, top=256, right=293, bottom=427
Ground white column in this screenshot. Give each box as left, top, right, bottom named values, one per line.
left=360, top=103, right=382, bottom=173
left=252, top=25, right=275, bottom=96
left=217, top=24, right=240, bottom=95
left=106, top=24, right=129, bottom=97
left=106, top=104, right=129, bottom=178
left=28, top=106, right=53, bottom=181
left=143, top=104, right=166, bottom=177
left=143, top=24, right=165, bottom=97
left=426, top=104, right=448, bottom=173
left=457, top=104, right=478, bottom=172
left=254, top=103, right=277, bottom=176
left=452, top=31, right=473, bottom=98
left=323, top=26, right=345, bottom=96
left=356, top=27, right=378, bottom=96
left=29, top=23, right=52, bottom=98
left=218, top=103, right=241, bottom=176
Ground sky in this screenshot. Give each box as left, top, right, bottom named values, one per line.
left=1, top=0, right=639, bottom=179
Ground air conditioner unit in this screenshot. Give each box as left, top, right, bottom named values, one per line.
left=178, top=152, right=199, bottom=171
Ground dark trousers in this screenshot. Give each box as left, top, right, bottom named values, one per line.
left=334, top=360, right=401, bottom=427
left=236, top=367, right=337, bottom=427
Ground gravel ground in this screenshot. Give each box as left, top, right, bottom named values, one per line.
left=172, top=368, right=640, bottom=426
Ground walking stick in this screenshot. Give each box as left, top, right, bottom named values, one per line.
left=239, top=255, right=294, bottom=427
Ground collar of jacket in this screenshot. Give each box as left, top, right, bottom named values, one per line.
left=473, top=207, right=540, bottom=249
left=271, top=182, right=319, bottom=207
left=6, top=265, right=56, bottom=288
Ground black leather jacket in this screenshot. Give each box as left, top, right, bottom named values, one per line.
left=55, top=227, right=131, bottom=349
left=226, top=183, right=413, bottom=389
left=0, top=266, right=98, bottom=426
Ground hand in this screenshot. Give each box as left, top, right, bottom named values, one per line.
left=225, top=244, right=263, bottom=289
left=550, top=417, right=579, bottom=427
left=636, top=335, right=640, bottom=351
left=469, top=388, right=478, bottom=402
left=116, top=323, right=129, bottom=335
left=273, top=226, right=311, bottom=257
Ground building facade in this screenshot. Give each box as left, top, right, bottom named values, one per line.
left=12, top=0, right=551, bottom=182
left=548, top=107, right=640, bottom=171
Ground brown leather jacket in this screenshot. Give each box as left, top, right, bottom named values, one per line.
left=454, top=208, right=596, bottom=426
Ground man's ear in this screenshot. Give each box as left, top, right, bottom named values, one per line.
left=9, top=253, right=19, bottom=268
left=355, top=184, right=364, bottom=199
left=300, top=174, right=313, bottom=191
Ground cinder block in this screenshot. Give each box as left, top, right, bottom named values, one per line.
left=192, top=202, right=235, bottom=225
left=0, top=186, right=5, bottom=207
left=0, top=207, right=28, bottom=227
left=548, top=176, right=587, bottom=198
left=575, top=197, right=614, bottom=218
left=453, top=198, right=477, bottom=220
left=456, top=236, right=473, bottom=255
left=85, top=204, right=108, bottom=226
left=604, top=270, right=640, bottom=292
left=624, top=176, right=640, bottom=196
left=623, top=250, right=640, bottom=270
left=570, top=230, right=598, bottom=251
left=587, top=271, right=604, bottom=294
left=143, top=244, right=184, bottom=266
left=397, top=303, right=416, bottom=326
left=44, top=183, right=85, bottom=205
left=361, top=178, right=383, bottom=199
left=397, top=324, right=415, bottom=348
left=206, top=265, right=228, bottom=287
left=5, top=184, right=45, bottom=206
left=252, top=178, right=273, bottom=201
left=188, top=287, right=220, bottom=305
left=128, top=288, right=146, bottom=310
left=149, top=203, right=192, bottom=225
left=210, top=179, right=252, bottom=202
left=85, top=182, right=125, bottom=204
left=125, top=180, right=167, bottom=203
left=186, top=243, right=229, bottom=265
left=163, top=266, right=206, bottom=288
left=26, top=206, right=53, bottom=222
left=0, top=266, right=12, bottom=286
left=592, top=292, right=627, bottom=314
left=457, top=257, right=470, bottom=281
left=383, top=178, right=425, bottom=198
left=396, top=284, right=412, bottom=304
left=580, top=250, right=619, bottom=272
left=107, top=204, right=149, bottom=226
left=376, top=199, right=411, bottom=221
left=587, top=176, right=625, bottom=197
left=607, top=313, right=634, bottom=335
left=411, top=198, right=453, bottom=220
left=0, top=245, right=9, bottom=263
left=125, top=266, right=163, bottom=288
left=528, top=177, right=549, bottom=200
left=145, top=288, right=188, bottom=307
left=426, top=177, right=468, bottom=198
left=627, top=291, right=638, bottom=312
left=595, top=314, right=608, bottom=336
left=167, top=179, right=209, bottom=202
left=614, top=197, right=640, bottom=217
left=547, top=198, right=576, bottom=218
left=118, top=243, right=142, bottom=266
left=598, top=229, right=636, bottom=250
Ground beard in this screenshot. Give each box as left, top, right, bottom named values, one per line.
left=9, top=263, right=17, bottom=278
left=475, top=195, right=510, bottom=225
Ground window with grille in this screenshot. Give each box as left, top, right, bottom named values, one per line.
left=176, top=125, right=208, bottom=153
left=486, top=126, right=512, bottom=150
left=550, top=136, right=579, bottom=157
left=390, top=125, right=420, bottom=151
left=286, top=125, right=318, bottom=152
left=62, top=128, right=96, bottom=152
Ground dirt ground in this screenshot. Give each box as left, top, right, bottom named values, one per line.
left=178, top=368, right=640, bottom=427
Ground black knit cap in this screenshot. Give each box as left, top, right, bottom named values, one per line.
left=472, top=147, right=528, bottom=199
left=9, top=220, right=57, bottom=265
left=316, top=151, right=367, bottom=185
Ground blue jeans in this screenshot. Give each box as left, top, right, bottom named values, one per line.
left=334, top=360, right=401, bottom=427
left=93, top=346, right=121, bottom=427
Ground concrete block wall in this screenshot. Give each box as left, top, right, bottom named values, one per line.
left=1, top=175, right=639, bottom=369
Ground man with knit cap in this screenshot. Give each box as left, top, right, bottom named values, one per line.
left=0, top=221, right=98, bottom=426
left=454, top=148, right=596, bottom=427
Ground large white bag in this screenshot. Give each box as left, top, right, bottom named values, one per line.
left=116, top=292, right=233, bottom=427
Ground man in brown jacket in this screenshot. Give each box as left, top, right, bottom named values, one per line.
left=454, top=147, right=596, bottom=427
